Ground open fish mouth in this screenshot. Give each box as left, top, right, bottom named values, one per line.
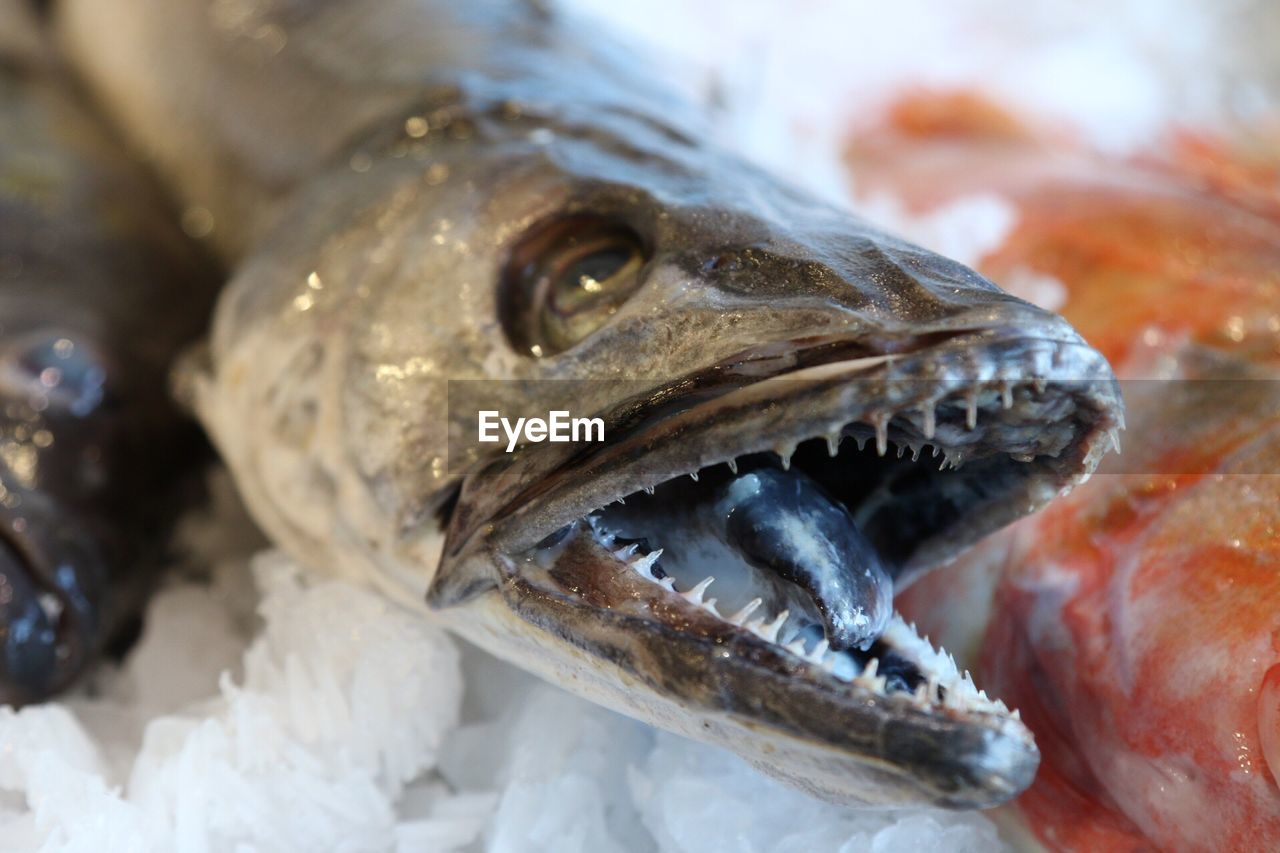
left=435, top=328, right=1122, bottom=807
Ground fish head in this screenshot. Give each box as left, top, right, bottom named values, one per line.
left=0, top=314, right=193, bottom=703
left=0, top=73, right=219, bottom=703
left=280, top=113, right=1118, bottom=807
left=0, top=319, right=118, bottom=702
left=201, top=100, right=1121, bottom=806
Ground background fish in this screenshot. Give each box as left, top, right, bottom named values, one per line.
left=54, top=0, right=1122, bottom=806
left=0, top=0, right=221, bottom=704
left=850, top=92, right=1280, bottom=848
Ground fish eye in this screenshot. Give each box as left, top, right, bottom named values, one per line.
left=0, top=332, right=108, bottom=416
left=501, top=215, right=648, bottom=356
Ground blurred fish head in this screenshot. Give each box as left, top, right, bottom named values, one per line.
left=0, top=323, right=127, bottom=703
left=203, top=109, right=1122, bottom=806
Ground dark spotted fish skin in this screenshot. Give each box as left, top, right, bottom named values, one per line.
left=0, top=2, right=221, bottom=703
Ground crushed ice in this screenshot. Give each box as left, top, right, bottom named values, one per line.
left=0, top=474, right=1008, bottom=851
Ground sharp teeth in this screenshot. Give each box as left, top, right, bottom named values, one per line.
left=855, top=660, right=886, bottom=693
left=909, top=443, right=921, bottom=462
left=776, top=442, right=796, bottom=471
left=688, top=471, right=699, bottom=482
left=1109, top=428, right=1122, bottom=454
left=644, top=485, right=654, bottom=495
left=727, top=458, right=738, bottom=474
left=729, top=598, right=762, bottom=625
left=921, top=401, right=936, bottom=440
left=931, top=445, right=940, bottom=458
left=616, top=496, right=626, bottom=505
left=913, top=682, right=930, bottom=705
left=785, top=639, right=807, bottom=656
left=1033, top=377, right=1047, bottom=394
left=855, top=435, right=868, bottom=452
left=810, top=639, right=829, bottom=662
left=758, top=609, right=789, bottom=642
left=630, top=549, right=663, bottom=578
left=896, top=444, right=905, bottom=459
left=965, top=391, right=979, bottom=430
left=873, top=414, right=889, bottom=456
left=826, top=433, right=840, bottom=456
left=1012, top=708, right=1022, bottom=722
left=702, top=598, right=720, bottom=616
left=682, top=576, right=714, bottom=604
left=613, top=544, right=639, bottom=559
left=659, top=576, right=676, bottom=592
left=1001, top=381, right=1014, bottom=410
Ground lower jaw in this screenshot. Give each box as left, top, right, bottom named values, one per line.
left=475, top=537, right=1034, bottom=808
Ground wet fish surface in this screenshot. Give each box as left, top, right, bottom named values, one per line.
left=55, top=0, right=1123, bottom=806
left=852, top=91, right=1280, bottom=846
left=0, top=0, right=221, bottom=704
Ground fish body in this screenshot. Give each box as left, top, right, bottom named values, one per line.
left=56, top=0, right=1122, bottom=805
left=851, top=93, right=1280, bottom=847
left=0, top=1, right=220, bottom=703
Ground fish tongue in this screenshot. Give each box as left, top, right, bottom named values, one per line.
left=716, top=466, right=893, bottom=651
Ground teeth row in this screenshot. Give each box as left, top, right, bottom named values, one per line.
left=601, top=384, right=1046, bottom=511
left=604, top=534, right=857, bottom=669
left=757, top=381, right=1032, bottom=471
left=597, top=529, right=1011, bottom=713
left=880, top=615, right=1018, bottom=722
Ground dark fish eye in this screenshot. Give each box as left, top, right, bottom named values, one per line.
left=1, top=331, right=108, bottom=415
left=500, top=215, right=647, bottom=356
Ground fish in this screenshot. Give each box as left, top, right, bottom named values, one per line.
left=54, top=0, right=1123, bottom=807
left=848, top=91, right=1280, bottom=846
left=0, top=0, right=221, bottom=705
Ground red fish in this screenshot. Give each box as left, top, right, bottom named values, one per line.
left=847, top=92, right=1280, bottom=850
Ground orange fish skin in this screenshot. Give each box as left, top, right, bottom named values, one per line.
left=852, top=92, right=1280, bottom=851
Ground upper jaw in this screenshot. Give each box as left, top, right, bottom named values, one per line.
left=443, top=327, right=1122, bottom=568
